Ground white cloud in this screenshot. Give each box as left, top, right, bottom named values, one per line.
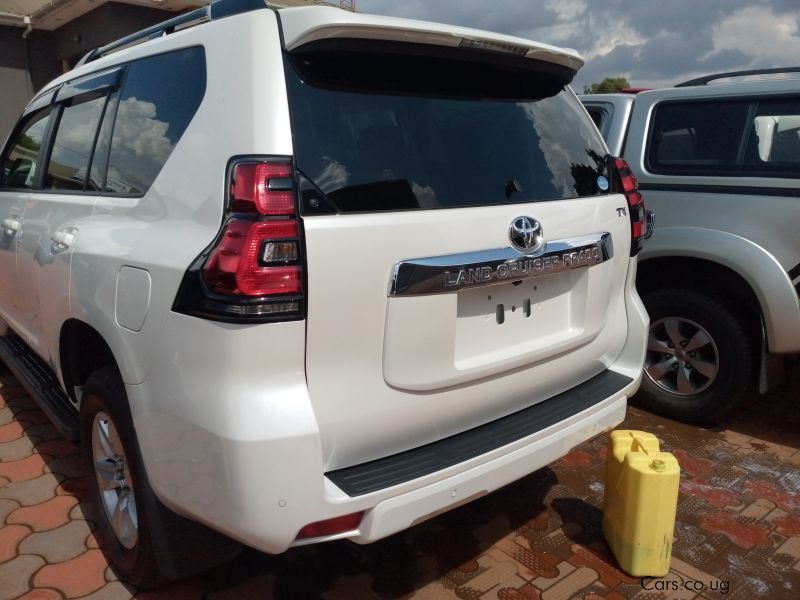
left=711, top=5, right=800, bottom=67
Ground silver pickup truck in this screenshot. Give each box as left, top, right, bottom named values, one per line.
left=581, top=67, right=800, bottom=424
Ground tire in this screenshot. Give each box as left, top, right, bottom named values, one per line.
left=80, top=366, right=240, bottom=589
left=634, top=288, right=756, bottom=425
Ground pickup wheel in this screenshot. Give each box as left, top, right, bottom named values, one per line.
left=80, top=366, right=167, bottom=589
left=636, top=288, right=755, bottom=425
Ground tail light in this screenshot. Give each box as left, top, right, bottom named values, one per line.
left=173, top=157, right=305, bottom=322
left=611, top=157, right=647, bottom=255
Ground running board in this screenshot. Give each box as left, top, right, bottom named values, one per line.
left=0, top=336, right=79, bottom=440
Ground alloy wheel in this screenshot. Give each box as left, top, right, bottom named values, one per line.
left=644, top=317, right=720, bottom=396
left=92, top=411, right=138, bottom=549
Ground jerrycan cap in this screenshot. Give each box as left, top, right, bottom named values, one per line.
left=649, top=459, right=666, bottom=472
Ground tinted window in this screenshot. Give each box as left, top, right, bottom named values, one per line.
left=105, top=47, right=206, bottom=195
left=744, top=98, right=800, bottom=176
left=587, top=107, right=604, bottom=129
left=87, top=91, right=120, bottom=191
left=648, top=101, right=750, bottom=174
left=45, top=92, right=107, bottom=190
left=287, top=45, right=608, bottom=213
left=1, top=109, right=52, bottom=189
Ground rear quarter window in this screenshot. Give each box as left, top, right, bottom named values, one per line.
left=103, top=46, right=206, bottom=195
left=286, top=42, right=609, bottom=214
left=647, top=97, right=800, bottom=178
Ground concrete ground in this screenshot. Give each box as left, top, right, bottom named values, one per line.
left=0, top=362, right=798, bottom=600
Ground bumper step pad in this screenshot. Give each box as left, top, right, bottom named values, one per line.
left=327, top=369, right=632, bottom=497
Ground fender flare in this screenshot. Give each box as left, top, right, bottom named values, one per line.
left=639, top=226, right=800, bottom=353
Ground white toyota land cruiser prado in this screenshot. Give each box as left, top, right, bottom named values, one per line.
left=0, top=0, right=648, bottom=587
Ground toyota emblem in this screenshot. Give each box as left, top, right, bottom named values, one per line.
left=509, top=216, right=545, bottom=254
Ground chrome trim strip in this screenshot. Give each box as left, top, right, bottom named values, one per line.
left=389, top=232, right=614, bottom=297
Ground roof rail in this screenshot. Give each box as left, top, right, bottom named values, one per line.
left=75, top=0, right=268, bottom=67
left=676, top=66, right=800, bottom=87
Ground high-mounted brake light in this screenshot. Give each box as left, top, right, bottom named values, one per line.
left=611, top=157, right=648, bottom=255
left=172, top=157, right=305, bottom=322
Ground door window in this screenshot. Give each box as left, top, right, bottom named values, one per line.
left=0, top=109, right=52, bottom=189
left=45, top=92, right=108, bottom=191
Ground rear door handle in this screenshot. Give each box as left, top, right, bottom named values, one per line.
left=51, top=229, right=77, bottom=251
left=2, top=217, right=20, bottom=234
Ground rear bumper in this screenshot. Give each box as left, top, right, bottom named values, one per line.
left=127, top=358, right=635, bottom=555
left=349, top=388, right=629, bottom=546
left=127, top=258, right=647, bottom=554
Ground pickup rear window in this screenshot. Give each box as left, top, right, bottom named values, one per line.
left=286, top=41, right=608, bottom=214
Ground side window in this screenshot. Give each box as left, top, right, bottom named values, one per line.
left=648, top=101, right=750, bottom=174
left=0, top=109, right=52, bottom=189
left=587, top=108, right=604, bottom=130
left=744, top=99, right=800, bottom=176
left=45, top=92, right=108, bottom=191
left=87, top=91, right=120, bottom=191
left=105, top=46, right=206, bottom=195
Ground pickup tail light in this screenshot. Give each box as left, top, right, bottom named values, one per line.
left=173, top=157, right=305, bottom=322
left=611, top=157, right=647, bottom=255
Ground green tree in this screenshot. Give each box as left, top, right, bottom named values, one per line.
left=584, top=77, right=631, bottom=94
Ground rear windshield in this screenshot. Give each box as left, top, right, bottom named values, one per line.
left=286, top=42, right=608, bottom=214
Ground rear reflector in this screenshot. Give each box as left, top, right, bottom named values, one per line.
left=296, top=512, right=364, bottom=539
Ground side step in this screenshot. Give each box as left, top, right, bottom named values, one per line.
left=0, top=336, right=79, bottom=440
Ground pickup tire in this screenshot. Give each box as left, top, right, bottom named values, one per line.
left=635, top=288, right=754, bottom=425
left=80, top=366, right=240, bottom=588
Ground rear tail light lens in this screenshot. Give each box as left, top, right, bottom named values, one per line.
left=611, top=157, right=647, bottom=255
left=172, top=157, right=305, bottom=322
left=230, top=162, right=295, bottom=215
left=296, top=512, right=364, bottom=539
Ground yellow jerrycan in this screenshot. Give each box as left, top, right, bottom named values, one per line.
left=602, top=430, right=680, bottom=577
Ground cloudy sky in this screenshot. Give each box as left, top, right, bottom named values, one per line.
left=353, top=0, right=800, bottom=90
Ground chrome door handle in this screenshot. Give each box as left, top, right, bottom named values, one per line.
left=51, top=229, right=77, bottom=250
left=2, top=217, right=20, bottom=235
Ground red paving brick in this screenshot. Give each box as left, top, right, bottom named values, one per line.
left=0, top=453, right=49, bottom=482
left=0, top=364, right=799, bottom=598
left=0, top=524, right=31, bottom=563
left=33, top=549, right=109, bottom=598
left=34, top=439, right=79, bottom=460
left=0, top=420, right=26, bottom=442
left=7, top=495, right=79, bottom=532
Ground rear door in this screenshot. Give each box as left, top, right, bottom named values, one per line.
left=286, top=42, right=634, bottom=470
left=16, top=70, right=121, bottom=357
